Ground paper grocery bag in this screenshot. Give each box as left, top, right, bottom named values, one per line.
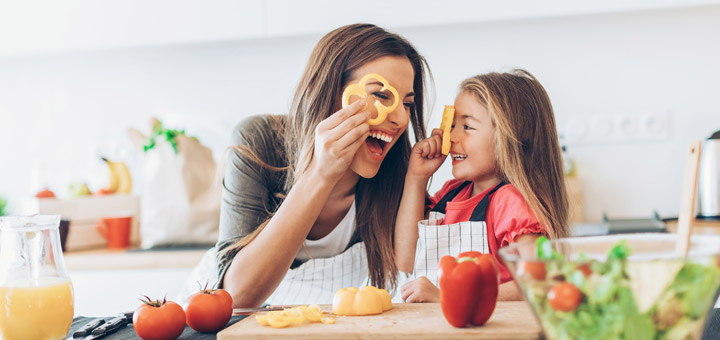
left=138, top=134, right=220, bottom=248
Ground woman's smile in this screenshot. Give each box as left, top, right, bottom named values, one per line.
left=365, top=128, right=396, bottom=161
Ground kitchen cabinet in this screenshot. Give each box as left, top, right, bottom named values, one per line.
left=0, top=0, right=265, bottom=55
left=264, top=0, right=720, bottom=37
left=2, top=0, right=719, bottom=56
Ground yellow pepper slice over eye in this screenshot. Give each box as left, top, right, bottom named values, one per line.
left=439, top=105, right=455, bottom=155
left=342, top=73, right=400, bottom=125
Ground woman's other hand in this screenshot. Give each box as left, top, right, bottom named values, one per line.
left=401, top=276, right=440, bottom=303
left=407, top=128, right=447, bottom=180
left=309, top=99, right=370, bottom=183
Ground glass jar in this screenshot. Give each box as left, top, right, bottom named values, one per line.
left=0, top=215, right=74, bottom=340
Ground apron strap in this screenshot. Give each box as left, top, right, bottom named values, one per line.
left=430, top=181, right=473, bottom=213
left=469, top=181, right=507, bottom=221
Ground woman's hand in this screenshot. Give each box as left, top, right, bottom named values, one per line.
left=406, top=128, right=447, bottom=181
left=308, top=99, right=370, bottom=183
left=401, top=276, right=440, bottom=303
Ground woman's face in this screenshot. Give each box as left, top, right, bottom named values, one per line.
left=346, top=56, right=415, bottom=178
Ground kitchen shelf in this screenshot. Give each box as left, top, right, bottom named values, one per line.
left=1, top=0, right=719, bottom=56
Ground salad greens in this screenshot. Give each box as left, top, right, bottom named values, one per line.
left=0, top=196, right=6, bottom=216
left=521, top=237, right=720, bottom=340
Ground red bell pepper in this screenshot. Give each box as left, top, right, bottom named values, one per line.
left=438, top=251, right=500, bottom=328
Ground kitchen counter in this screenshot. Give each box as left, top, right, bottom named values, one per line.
left=218, top=302, right=542, bottom=339
left=63, top=247, right=208, bottom=271
left=664, top=218, right=720, bottom=235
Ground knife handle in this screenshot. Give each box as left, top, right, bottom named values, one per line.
left=72, top=318, right=105, bottom=338
left=91, top=316, right=127, bottom=336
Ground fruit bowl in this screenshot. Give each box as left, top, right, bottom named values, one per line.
left=498, top=233, right=720, bottom=340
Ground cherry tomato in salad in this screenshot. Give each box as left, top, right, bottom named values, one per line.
left=576, top=263, right=592, bottom=277
left=547, top=282, right=582, bottom=312
left=133, top=296, right=186, bottom=340
left=517, top=260, right=547, bottom=280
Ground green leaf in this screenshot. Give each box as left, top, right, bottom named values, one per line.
left=142, top=119, right=197, bottom=155
left=0, top=196, right=7, bottom=216
left=608, top=240, right=631, bottom=261
left=624, top=314, right=656, bottom=340
left=536, top=236, right=562, bottom=260
left=673, top=263, right=720, bottom=318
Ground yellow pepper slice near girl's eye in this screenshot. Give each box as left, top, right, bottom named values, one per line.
left=342, top=73, right=400, bottom=125
left=439, top=105, right=455, bottom=155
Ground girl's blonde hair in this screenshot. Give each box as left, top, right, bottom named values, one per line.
left=223, top=24, right=431, bottom=290
left=460, top=69, right=569, bottom=239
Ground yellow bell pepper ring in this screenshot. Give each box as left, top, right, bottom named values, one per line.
left=439, top=105, right=455, bottom=155
left=332, top=286, right=393, bottom=316
left=342, top=73, right=400, bottom=125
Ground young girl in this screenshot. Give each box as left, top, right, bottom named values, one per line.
left=394, top=69, right=569, bottom=303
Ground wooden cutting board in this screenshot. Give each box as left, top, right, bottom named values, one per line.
left=218, top=301, right=542, bottom=339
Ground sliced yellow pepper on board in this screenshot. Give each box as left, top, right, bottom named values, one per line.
left=332, top=285, right=393, bottom=316
left=342, top=73, right=400, bottom=125
left=439, top=105, right=455, bottom=155
left=255, top=305, right=332, bottom=328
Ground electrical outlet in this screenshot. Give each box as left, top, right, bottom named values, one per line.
left=561, top=112, right=671, bottom=144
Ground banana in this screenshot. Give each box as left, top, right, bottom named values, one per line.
left=102, top=158, right=132, bottom=193
left=102, top=157, right=119, bottom=193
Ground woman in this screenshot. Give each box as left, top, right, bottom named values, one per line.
left=216, top=24, right=431, bottom=308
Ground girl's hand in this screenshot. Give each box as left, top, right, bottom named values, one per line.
left=401, top=276, right=440, bottom=303
left=407, top=128, right=447, bottom=181
left=308, top=100, right=370, bottom=183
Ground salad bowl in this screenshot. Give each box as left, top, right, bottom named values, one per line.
left=499, top=233, right=720, bottom=340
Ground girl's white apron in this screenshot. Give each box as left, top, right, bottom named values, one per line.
left=411, top=182, right=506, bottom=286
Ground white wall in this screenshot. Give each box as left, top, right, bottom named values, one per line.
left=1, top=5, right=719, bottom=222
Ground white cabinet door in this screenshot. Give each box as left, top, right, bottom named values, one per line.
left=0, top=0, right=265, bottom=55
left=264, top=0, right=720, bottom=37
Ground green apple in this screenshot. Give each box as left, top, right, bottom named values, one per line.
left=68, top=183, right=91, bottom=197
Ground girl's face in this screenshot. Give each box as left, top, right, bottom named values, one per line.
left=347, top=56, right=415, bottom=178
left=450, top=91, right=499, bottom=185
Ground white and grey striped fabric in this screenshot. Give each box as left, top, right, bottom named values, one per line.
left=412, top=211, right=490, bottom=286
left=265, top=242, right=370, bottom=305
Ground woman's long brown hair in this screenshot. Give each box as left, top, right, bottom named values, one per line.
left=223, top=24, right=430, bottom=290
left=460, top=70, right=569, bottom=239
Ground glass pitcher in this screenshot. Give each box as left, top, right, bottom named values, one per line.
left=0, top=215, right=74, bottom=340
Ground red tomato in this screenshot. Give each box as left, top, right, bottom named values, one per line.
left=547, top=282, right=582, bottom=312
left=133, top=297, right=186, bottom=340
left=185, top=287, right=233, bottom=333
left=517, top=260, right=547, bottom=280
left=576, top=263, right=592, bottom=277
left=35, top=188, right=55, bottom=198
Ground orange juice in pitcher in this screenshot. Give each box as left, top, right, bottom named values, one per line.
left=0, top=278, right=74, bottom=340
left=0, top=216, right=75, bottom=340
